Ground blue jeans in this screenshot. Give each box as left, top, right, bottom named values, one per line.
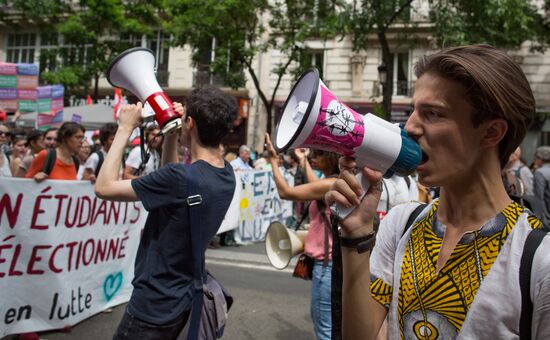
left=113, top=308, right=189, bottom=340
left=311, top=260, right=332, bottom=340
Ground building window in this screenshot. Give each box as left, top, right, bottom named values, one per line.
left=391, top=51, right=410, bottom=96
left=298, top=50, right=325, bottom=80
left=6, top=33, right=37, bottom=63
left=39, top=32, right=59, bottom=73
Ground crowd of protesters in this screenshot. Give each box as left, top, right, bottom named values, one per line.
left=0, top=120, right=164, bottom=182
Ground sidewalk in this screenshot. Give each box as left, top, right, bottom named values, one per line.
left=206, top=241, right=298, bottom=271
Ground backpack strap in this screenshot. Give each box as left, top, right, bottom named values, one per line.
left=43, top=149, right=56, bottom=175
left=186, top=164, right=204, bottom=340
left=330, top=202, right=426, bottom=340
left=94, top=150, right=104, bottom=177
left=519, top=228, right=547, bottom=340
left=402, top=203, right=427, bottom=237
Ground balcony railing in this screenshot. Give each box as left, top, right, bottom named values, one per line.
left=373, top=80, right=415, bottom=97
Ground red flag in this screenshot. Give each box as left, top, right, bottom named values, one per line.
left=86, top=95, right=92, bottom=105
left=113, top=88, right=122, bottom=121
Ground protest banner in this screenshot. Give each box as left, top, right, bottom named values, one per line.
left=232, top=169, right=294, bottom=244
left=0, top=169, right=289, bottom=335
left=0, top=178, right=146, bottom=337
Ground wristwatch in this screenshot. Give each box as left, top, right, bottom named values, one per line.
left=339, top=231, right=376, bottom=254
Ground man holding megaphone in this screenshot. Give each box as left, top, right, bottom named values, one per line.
left=95, top=87, right=237, bottom=339
left=325, top=45, right=550, bottom=339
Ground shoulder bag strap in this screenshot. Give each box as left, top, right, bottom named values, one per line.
left=519, top=228, right=547, bottom=340
left=43, top=149, right=56, bottom=175
left=186, top=164, right=204, bottom=340
left=94, top=151, right=104, bottom=177
left=319, top=206, right=331, bottom=266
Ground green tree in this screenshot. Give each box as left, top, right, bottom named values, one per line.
left=164, top=0, right=343, bottom=133
left=4, top=0, right=161, bottom=99
left=345, top=0, right=550, bottom=120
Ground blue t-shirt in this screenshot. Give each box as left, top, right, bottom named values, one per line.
left=129, top=160, right=235, bottom=325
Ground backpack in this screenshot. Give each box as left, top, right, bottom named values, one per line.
left=503, top=166, right=526, bottom=197
left=43, top=149, right=79, bottom=175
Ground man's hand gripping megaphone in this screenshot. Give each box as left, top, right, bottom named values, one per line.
left=325, top=159, right=384, bottom=238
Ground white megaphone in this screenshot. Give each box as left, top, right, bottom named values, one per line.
left=274, top=68, right=422, bottom=219
left=107, top=48, right=182, bottom=134
left=265, top=221, right=308, bottom=270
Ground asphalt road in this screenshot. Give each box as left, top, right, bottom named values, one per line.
left=2, top=243, right=315, bottom=340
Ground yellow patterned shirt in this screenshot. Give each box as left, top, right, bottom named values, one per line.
left=370, top=199, right=543, bottom=339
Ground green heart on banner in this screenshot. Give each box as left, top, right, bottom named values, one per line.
left=103, top=272, right=123, bottom=302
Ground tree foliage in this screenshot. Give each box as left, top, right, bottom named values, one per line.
left=4, top=0, right=161, bottom=99
left=344, top=0, right=550, bottom=119
left=430, top=0, right=550, bottom=51
left=164, top=0, right=343, bottom=133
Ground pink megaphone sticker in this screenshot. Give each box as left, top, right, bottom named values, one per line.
left=302, top=84, right=365, bottom=156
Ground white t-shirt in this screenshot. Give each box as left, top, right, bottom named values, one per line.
left=0, top=152, right=12, bottom=177
left=370, top=201, right=550, bottom=339
left=230, top=157, right=252, bottom=170
left=84, top=149, right=107, bottom=175
left=377, top=175, right=419, bottom=219
left=126, top=146, right=160, bottom=176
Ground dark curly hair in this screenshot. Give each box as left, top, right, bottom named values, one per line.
left=99, top=123, right=118, bottom=145
left=185, top=87, right=238, bottom=147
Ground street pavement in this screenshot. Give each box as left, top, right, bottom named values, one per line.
left=2, top=241, right=311, bottom=340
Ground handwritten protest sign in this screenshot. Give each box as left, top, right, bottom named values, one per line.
left=232, top=169, right=294, bottom=244
left=0, top=178, right=145, bottom=337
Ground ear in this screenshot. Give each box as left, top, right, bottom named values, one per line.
left=480, top=118, right=508, bottom=148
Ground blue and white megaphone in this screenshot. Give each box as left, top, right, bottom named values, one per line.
left=274, top=68, right=422, bottom=219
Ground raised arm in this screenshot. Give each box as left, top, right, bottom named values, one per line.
left=294, top=147, right=318, bottom=183
left=325, top=160, right=388, bottom=339
left=265, top=132, right=333, bottom=201
left=161, top=102, right=184, bottom=166
left=95, top=104, right=141, bottom=201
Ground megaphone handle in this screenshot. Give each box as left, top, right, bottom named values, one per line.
left=330, top=173, right=370, bottom=220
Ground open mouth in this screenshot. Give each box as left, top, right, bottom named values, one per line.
left=420, top=150, right=429, bottom=165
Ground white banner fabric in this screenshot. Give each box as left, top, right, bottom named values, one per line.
left=0, top=178, right=146, bottom=337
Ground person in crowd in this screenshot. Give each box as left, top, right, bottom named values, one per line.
left=533, top=146, right=550, bottom=226
left=95, top=87, right=237, bottom=340
left=221, top=143, right=253, bottom=246
left=266, top=132, right=338, bottom=340
left=123, top=124, right=162, bottom=179
left=77, top=139, right=92, bottom=180
left=82, top=122, right=118, bottom=183
left=253, top=150, right=272, bottom=170
left=230, top=144, right=253, bottom=170
left=325, top=44, right=549, bottom=339
left=0, top=122, right=11, bottom=155
left=0, top=123, right=11, bottom=177
left=8, top=131, right=27, bottom=176
left=43, top=127, right=58, bottom=149
left=14, top=129, right=44, bottom=178
left=376, top=174, right=419, bottom=221
left=26, top=122, right=85, bottom=182
left=502, top=146, right=534, bottom=197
